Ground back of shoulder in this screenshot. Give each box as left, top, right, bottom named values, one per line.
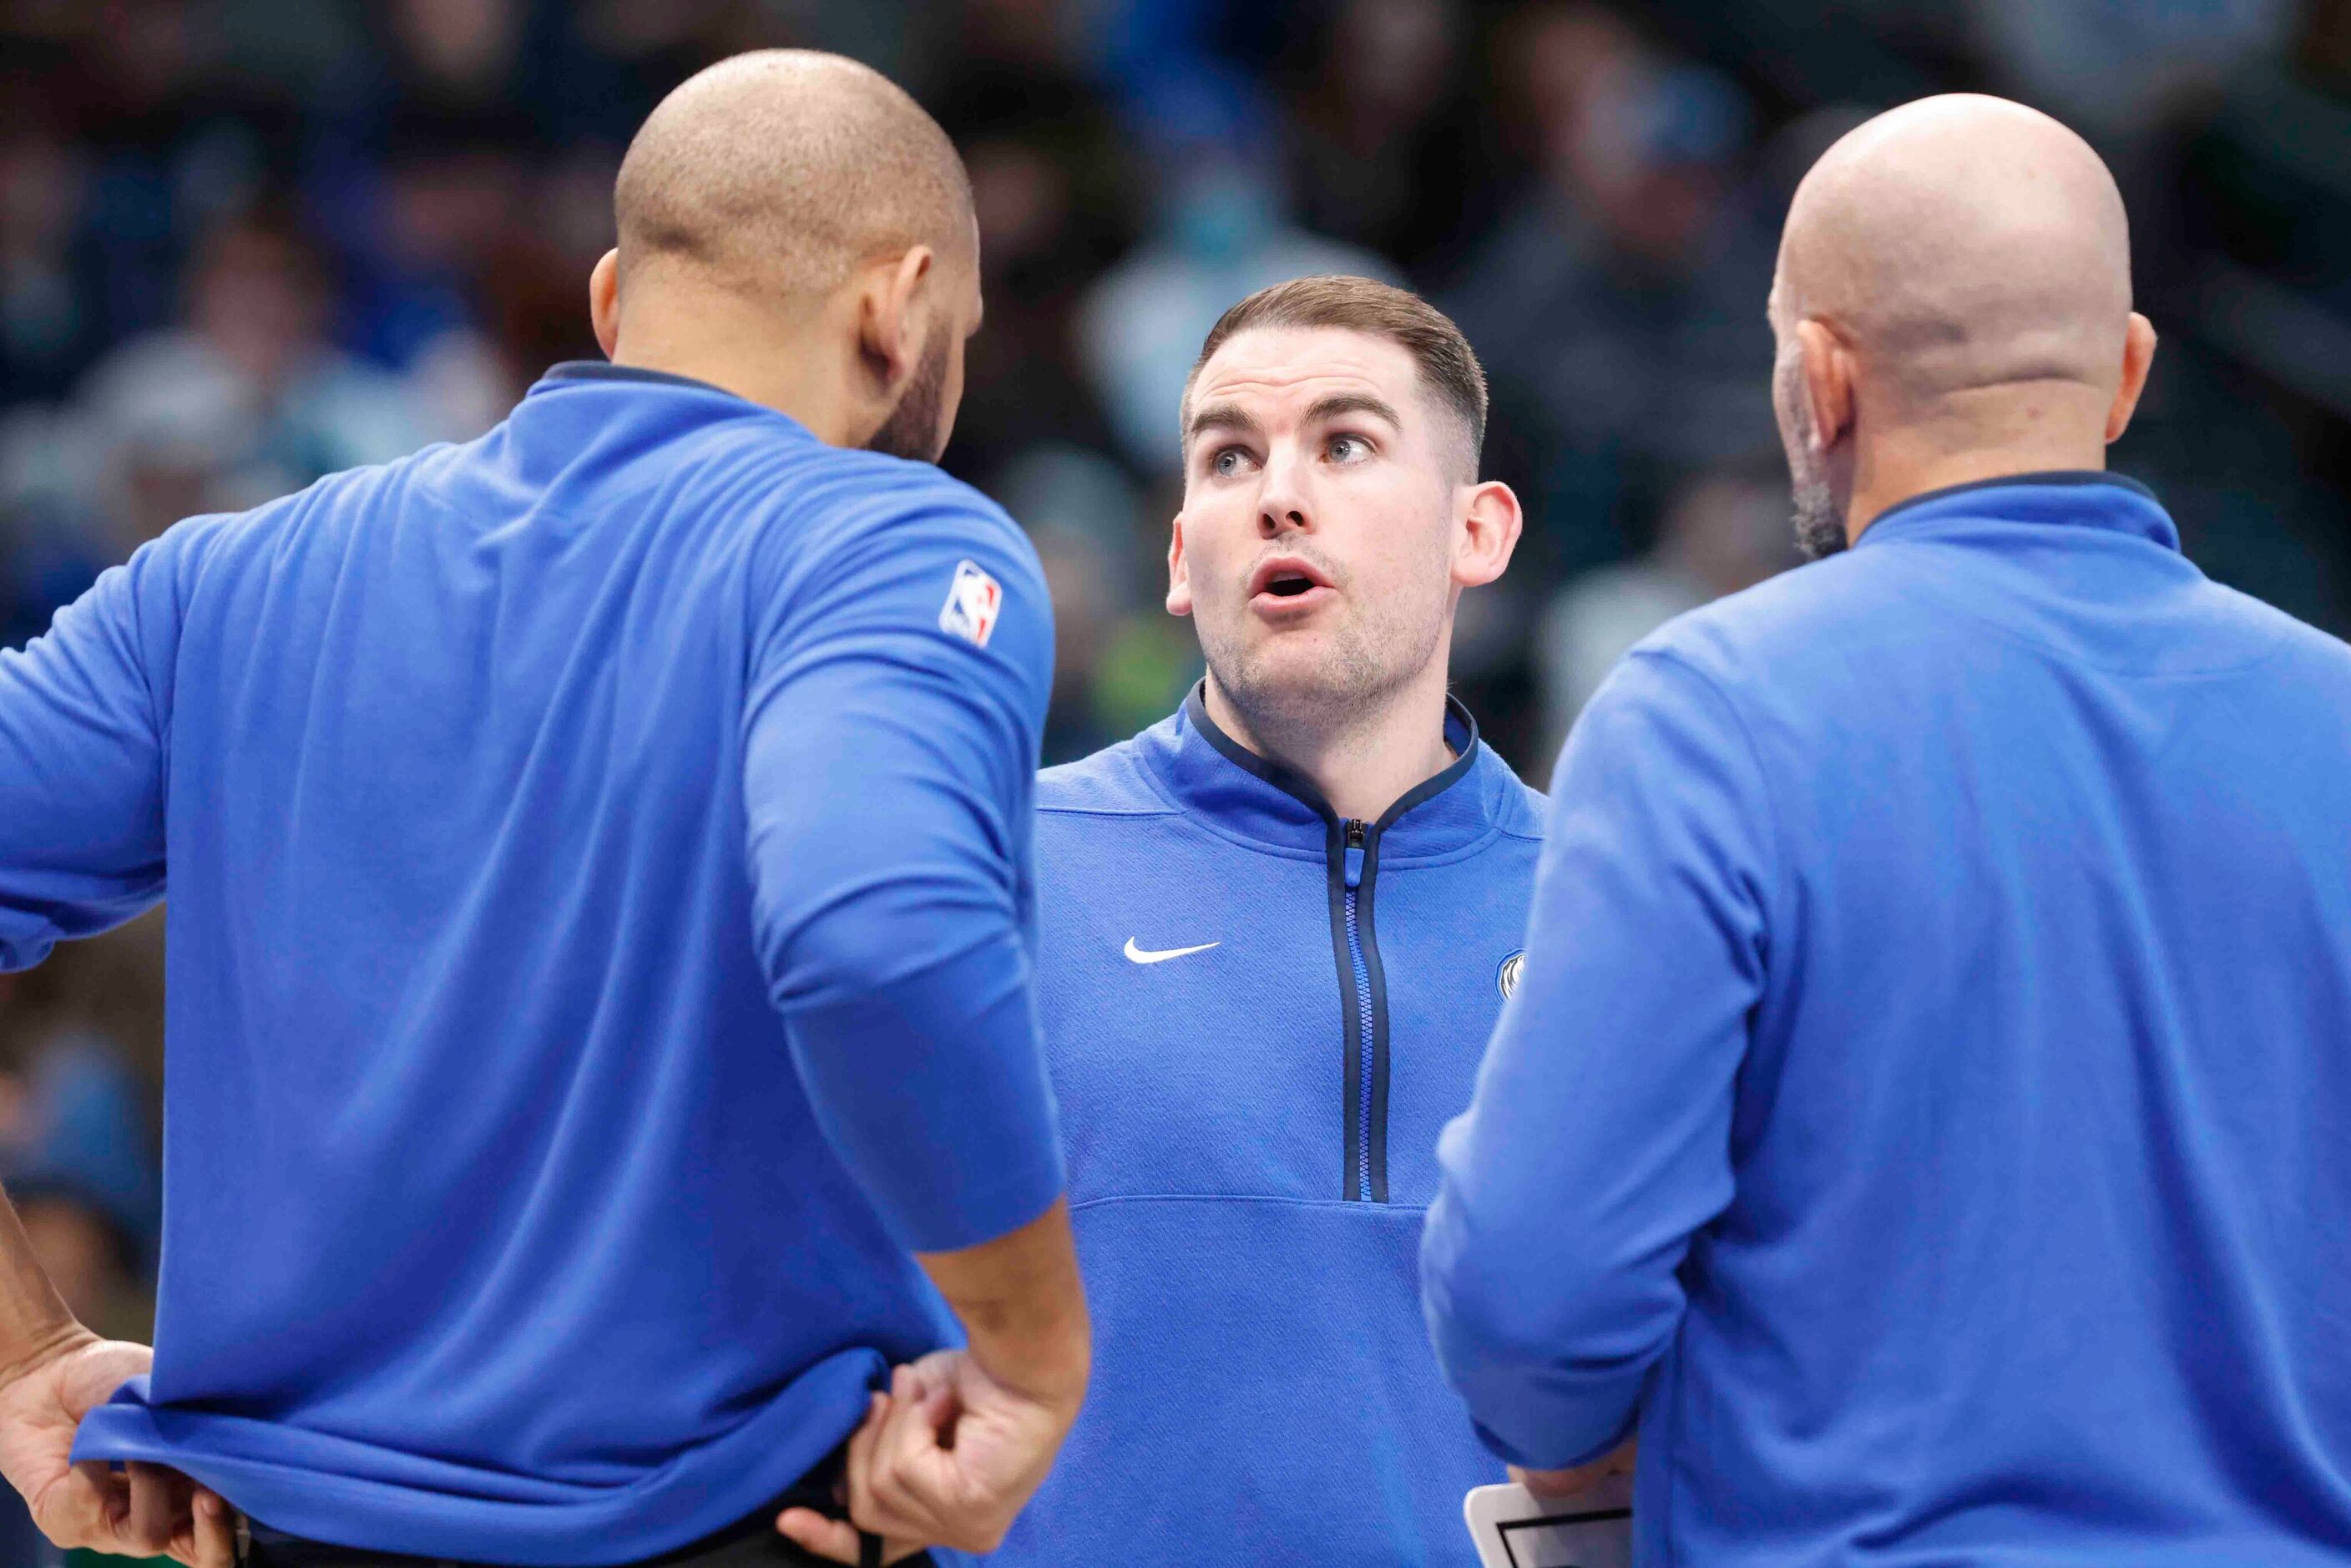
left=139, top=443, right=458, bottom=591
left=751, top=447, right=1035, bottom=577
left=2200, top=577, right=2351, bottom=670
left=1620, top=550, right=1886, bottom=696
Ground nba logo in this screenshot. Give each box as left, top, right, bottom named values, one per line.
left=939, top=559, right=1004, bottom=648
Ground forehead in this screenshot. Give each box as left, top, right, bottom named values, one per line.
left=1189, top=326, right=1426, bottom=422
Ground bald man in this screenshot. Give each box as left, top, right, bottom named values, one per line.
left=0, top=50, right=1086, bottom=1568
left=1425, top=95, right=2351, bottom=1564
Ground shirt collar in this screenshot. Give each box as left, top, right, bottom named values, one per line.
left=1858, top=470, right=2178, bottom=552
left=537, top=361, right=740, bottom=397
left=1130, top=683, right=1506, bottom=859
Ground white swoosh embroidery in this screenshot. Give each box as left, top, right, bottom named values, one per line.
left=1124, top=938, right=1221, bottom=965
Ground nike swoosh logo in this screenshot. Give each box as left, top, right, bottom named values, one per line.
left=1124, top=938, right=1221, bottom=965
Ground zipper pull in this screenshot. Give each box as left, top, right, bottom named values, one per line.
left=1342, top=819, right=1367, bottom=889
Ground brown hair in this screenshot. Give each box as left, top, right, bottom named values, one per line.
left=1181, top=276, right=1489, bottom=476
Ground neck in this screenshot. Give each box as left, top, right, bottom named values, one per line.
left=611, top=285, right=862, bottom=448
left=1203, top=660, right=1459, bottom=823
left=1844, top=388, right=2112, bottom=540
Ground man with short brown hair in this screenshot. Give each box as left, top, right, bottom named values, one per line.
left=985, top=276, right=1543, bottom=1566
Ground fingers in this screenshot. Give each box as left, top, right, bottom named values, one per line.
left=775, top=1509, right=928, bottom=1567
left=776, top=1506, right=866, bottom=1564
left=860, top=1367, right=951, bottom=1540
left=181, top=1490, right=236, bottom=1568
left=46, top=1460, right=131, bottom=1551
left=1509, top=1437, right=1637, bottom=1500
left=124, top=1463, right=187, bottom=1558
left=842, top=1390, right=888, bottom=1538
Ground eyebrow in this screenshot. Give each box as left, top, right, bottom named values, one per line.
left=1301, top=392, right=1403, bottom=430
left=1186, top=392, right=1405, bottom=446
left=1187, top=402, right=1265, bottom=444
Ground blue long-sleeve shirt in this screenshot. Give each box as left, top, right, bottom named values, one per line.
left=0, top=362, right=1064, bottom=1565
left=997, top=691, right=1545, bottom=1566
left=1423, top=473, right=2351, bottom=1566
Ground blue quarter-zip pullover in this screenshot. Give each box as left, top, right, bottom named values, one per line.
left=0, top=362, right=1064, bottom=1565
left=1423, top=474, right=2351, bottom=1565
left=998, top=690, right=1544, bottom=1566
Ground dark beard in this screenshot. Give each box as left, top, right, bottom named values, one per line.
left=863, top=331, right=951, bottom=463
left=1793, top=494, right=1848, bottom=561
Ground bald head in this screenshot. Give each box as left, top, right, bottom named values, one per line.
left=614, top=50, right=975, bottom=298
left=1770, top=95, right=2157, bottom=554
left=1777, top=94, right=2131, bottom=405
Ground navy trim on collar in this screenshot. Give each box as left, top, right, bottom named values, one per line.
left=541, top=362, right=741, bottom=397
left=1865, top=470, right=2157, bottom=534
left=1181, top=682, right=1480, bottom=828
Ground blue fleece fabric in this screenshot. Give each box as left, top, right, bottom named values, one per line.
left=1424, top=474, right=2351, bottom=1565
left=0, top=363, right=1063, bottom=1565
left=995, top=690, right=1545, bottom=1566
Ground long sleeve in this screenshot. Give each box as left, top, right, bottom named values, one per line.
left=1421, top=647, right=1774, bottom=1467
left=0, top=534, right=193, bottom=970
left=743, top=494, right=1064, bottom=1255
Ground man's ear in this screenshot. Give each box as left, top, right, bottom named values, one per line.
left=857, top=245, right=936, bottom=393
left=2106, top=311, right=2158, bottom=443
left=1793, top=317, right=1854, bottom=453
left=1453, top=479, right=1523, bottom=589
left=1165, top=514, right=1193, bottom=617
left=589, top=250, right=621, bottom=360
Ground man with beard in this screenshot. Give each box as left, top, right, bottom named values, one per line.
left=0, top=52, right=1088, bottom=1568
left=1425, top=95, right=2351, bottom=1563
left=982, top=276, right=1545, bottom=1565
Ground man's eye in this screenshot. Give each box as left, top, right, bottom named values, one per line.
left=1211, top=448, right=1250, bottom=477
left=1328, top=434, right=1369, bottom=463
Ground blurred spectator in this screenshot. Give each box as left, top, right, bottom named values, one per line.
left=70, top=207, right=423, bottom=551
left=343, top=109, right=557, bottom=439
left=0, top=122, right=103, bottom=402
left=1280, top=0, right=1501, bottom=280
left=1078, top=138, right=1398, bottom=475
left=0, top=407, right=109, bottom=648
left=947, top=134, right=1128, bottom=483
left=8, top=1041, right=160, bottom=1331
left=991, top=444, right=1204, bottom=760
left=1967, top=0, right=2296, bottom=139
left=1534, top=459, right=1797, bottom=769
left=381, top=0, right=528, bottom=115
left=1450, top=6, right=1777, bottom=574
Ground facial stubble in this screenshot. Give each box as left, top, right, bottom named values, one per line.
left=1202, top=537, right=1451, bottom=742
left=1775, top=347, right=1848, bottom=561
left=865, top=327, right=952, bottom=463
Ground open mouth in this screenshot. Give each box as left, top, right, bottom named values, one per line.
left=1247, top=556, right=1335, bottom=604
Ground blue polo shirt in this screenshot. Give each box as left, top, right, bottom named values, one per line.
left=998, top=692, right=1545, bottom=1565
left=0, top=363, right=1065, bottom=1565
left=1424, top=473, right=2351, bottom=1565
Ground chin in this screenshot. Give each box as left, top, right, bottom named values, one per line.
left=1218, top=632, right=1380, bottom=717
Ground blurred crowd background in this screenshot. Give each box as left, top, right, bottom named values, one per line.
left=4, top=1, right=2350, bottom=1557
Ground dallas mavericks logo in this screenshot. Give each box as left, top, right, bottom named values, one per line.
left=938, top=559, right=1004, bottom=648
left=1497, top=951, right=1524, bottom=999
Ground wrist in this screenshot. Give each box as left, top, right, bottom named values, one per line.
left=0, top=1316, right=92, bottom=1394
left=964, top=1316, right=1090, bottom=1414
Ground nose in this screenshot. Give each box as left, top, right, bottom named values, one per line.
left=1256, top=457, right=1312, bottom=539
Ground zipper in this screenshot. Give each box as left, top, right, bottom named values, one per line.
left=1335, top=817, right=1388, bottom=1202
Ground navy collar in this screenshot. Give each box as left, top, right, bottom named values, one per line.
left=1858, top=471, right=2178, bottom=552
left=1131, top=684, right=1508, bottom=860
left=536, top=361, right=752, bottom=402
